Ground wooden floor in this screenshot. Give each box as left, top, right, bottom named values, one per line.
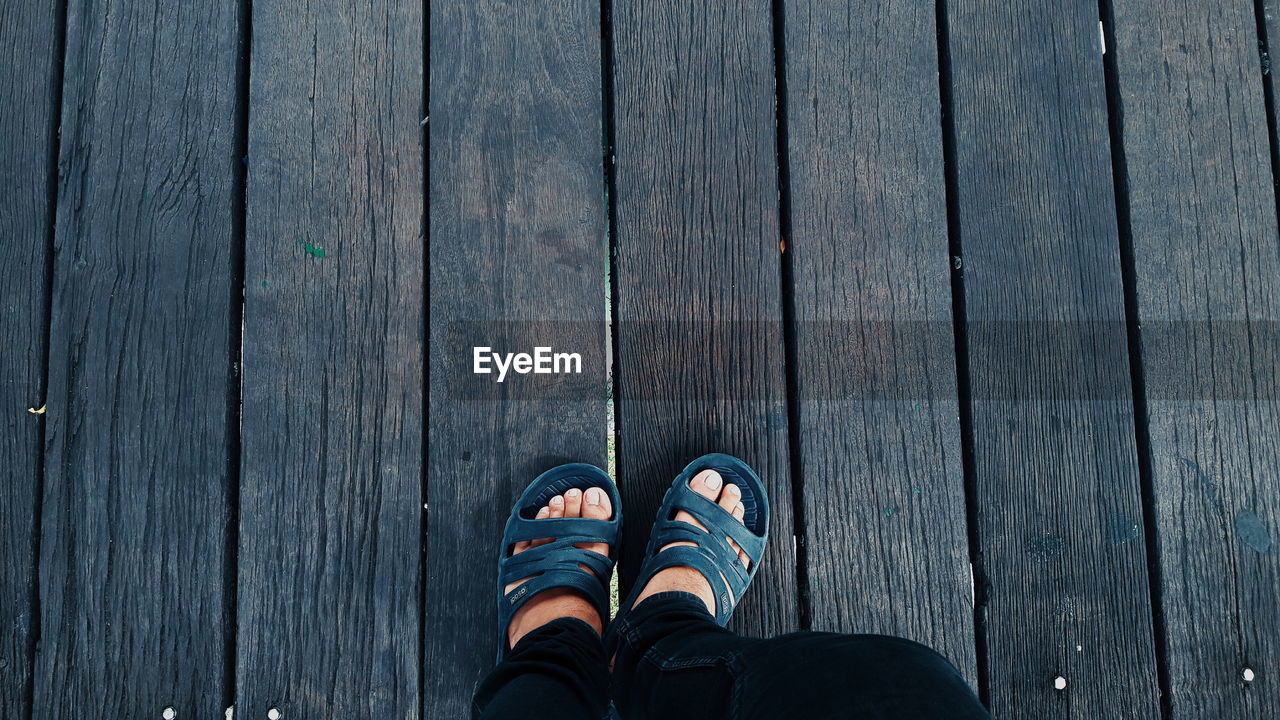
left=2, top=1, right=1277, bottom=718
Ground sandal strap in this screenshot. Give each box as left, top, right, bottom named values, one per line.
left=506, top=515, right=615, bottom=546
left=653, top=481, right=767, bottom=560
left=500, top=533, right=613, bottom=583
left=501, top=565, right=610, bottom=627
left=634, top=545, right=741, bottom=622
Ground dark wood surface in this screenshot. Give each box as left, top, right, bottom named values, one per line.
left=780, top=0, right=977, bottom=681
left=234, top=1, right=424, bottom=717
left=609, top=0, right=800, bottom=638
left=944, top=0, right=1161, bottom=715
left=425, top=0, right=609, bottom=716
left=6, top=1, right=1279, bottom=717
left=32, top=0, right=241, bottom=716
left=1112, top=0, right=1280, bottom=715
left=0, top=1, right=60, bottom=716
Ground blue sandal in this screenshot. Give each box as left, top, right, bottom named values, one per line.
left=619, top=453, right=769, bottom=625
left=497, top=462, right=622, bottom=659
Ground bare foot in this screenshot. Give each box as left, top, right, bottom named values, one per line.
left=631, top=469, right=750, bottom=614
left=504, top=486, right=614, bottom=648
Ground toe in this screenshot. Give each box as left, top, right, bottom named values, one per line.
left=718, top=484, right=744, bottom=561
left=582, top=486, right=612, bottom=521
left=577, top=487, right=613, bottom=561
left=731, top=502, right=749, bottom=566
left=717, top=481, right=741, bottom=513
left=564, top=488, right=583, bottom=518
left=528, top=505, right=553, bottom=548
left=692, top=469, right=723, bottom=500
left=672, top=470, right=722, bottom=536
left=534, top=497, right=563, bottom=547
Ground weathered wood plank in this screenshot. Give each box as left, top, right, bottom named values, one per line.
left=781, top=0, right=976, bottom=680
left=426, top=0, right=608, bottom=715
left=610, top=0, right=799, bottom=637
left=235, top=1, right=423, bottom=716
left=0, top=1, right=60, bottom=715
left=943, top=1, right=1161, bottom=715
left=33, top=1, right=241, bottom=716
left=1113, top=1, right=1280, bottom=715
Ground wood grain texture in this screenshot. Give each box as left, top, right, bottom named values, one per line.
left=610, top=0, right=799, bottom=637
left=1113, top=1, right=1280, bottom=715
left=235, top=1, right=423, bottom=716
left=781, top=0, right=976, bottom=681
left=0, top=1, right=60, bottom=715
left=426, top=1, right=608, bottom=715
left=33, top=0, right=240, bottom=716
left=944, top=1, right=1161, bottom=715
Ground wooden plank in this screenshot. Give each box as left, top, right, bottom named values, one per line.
left=943, top=1, right=1161, bottom=715
left=780, top=0, right=976, bottom=680
left=1112, top=1, right=1280, bottom=715
left=32, top=1, right=240, bottom=717
left=235, top=1, right=423, bottom=717
left=610, top=0, right=799, bottom=637
left=0, top=1, right=60, bottom=715
left=425, top=0, right=608, bottom=715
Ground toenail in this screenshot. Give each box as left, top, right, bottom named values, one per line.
left=551, top=496, right=564, bottom=505
left=567, top=488, right=581, bottom=498
left=726, top=483, right=741, bottom=495
left=585, top=488, right=601, bottom=505
left=705, top=473, right=722, bottom=490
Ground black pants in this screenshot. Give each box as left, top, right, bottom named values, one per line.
left=473, top=591, right=990, bottom=719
